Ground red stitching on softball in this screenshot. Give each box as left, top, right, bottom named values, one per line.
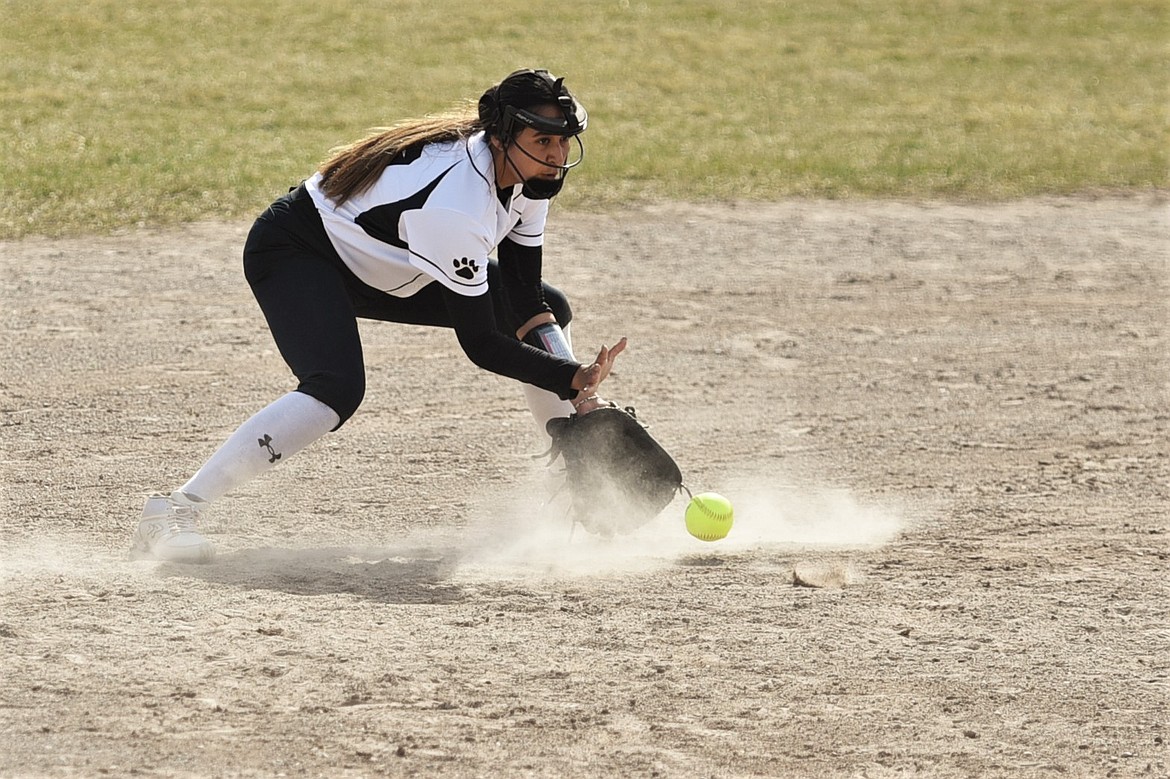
left=695, top=499, right=730, bottom=522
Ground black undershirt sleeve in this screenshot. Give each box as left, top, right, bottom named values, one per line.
left=440, top=285, right=579, bottom=400
left=497, top=238, right=551, bottom=325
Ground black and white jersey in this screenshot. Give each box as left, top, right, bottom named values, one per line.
left=305, top=131, right=548, bottom=298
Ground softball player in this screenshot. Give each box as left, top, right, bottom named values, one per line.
left=132, top=69, right=626, bottom=564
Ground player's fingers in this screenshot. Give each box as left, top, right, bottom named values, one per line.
left=604, top=340, right=625, bottom=379
left=600, top=338, right=627, bottom=375
left=585, top=348, right=604, bottom=382
left=592, top=354, right=613, bottom=386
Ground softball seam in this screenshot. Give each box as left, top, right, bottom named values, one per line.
left=689, top=497, right=732, bottom=540
left=693, top=499, right=732, bottom=523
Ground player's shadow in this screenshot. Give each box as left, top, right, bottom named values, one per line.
left=157, top=544, right=467, bottom=605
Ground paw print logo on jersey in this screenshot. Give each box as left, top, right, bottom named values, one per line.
left=453, top=257, right=479, bottom=280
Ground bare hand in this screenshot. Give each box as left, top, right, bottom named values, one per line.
left=572, top=337, right=628, bottom=414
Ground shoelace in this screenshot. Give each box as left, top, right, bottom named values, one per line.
left=163, top=504, right=202, bottom=534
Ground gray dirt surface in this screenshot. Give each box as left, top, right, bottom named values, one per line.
left=1, top=195, right=1167, bottom=778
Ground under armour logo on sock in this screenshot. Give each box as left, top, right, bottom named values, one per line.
left=258, top=434, right=282, bottom=463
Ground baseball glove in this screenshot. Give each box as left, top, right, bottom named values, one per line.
left=543, top=405, right=684, bottom=536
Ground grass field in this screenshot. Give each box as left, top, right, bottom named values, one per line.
left=2, top=0, right=1167, bottom=238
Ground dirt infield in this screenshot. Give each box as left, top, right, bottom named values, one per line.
left=1, top=196, right=1166, bottom=778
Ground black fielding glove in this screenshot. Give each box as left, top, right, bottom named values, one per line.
left=544, top=406, right=684, bottom=536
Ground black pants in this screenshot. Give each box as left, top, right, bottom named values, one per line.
left=242, top=185, right=571, bottom=427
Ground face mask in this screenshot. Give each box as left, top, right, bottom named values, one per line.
left=521, top=173, right=567, bottom=200
left=502, top=132, right=584, bottom=200
left=479, top=70, right=588, bottom=201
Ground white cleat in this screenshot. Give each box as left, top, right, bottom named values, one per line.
left=130, top=491, right=215, bottom=564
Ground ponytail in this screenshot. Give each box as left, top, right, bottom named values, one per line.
left=317, top=106, right=481, bottom=205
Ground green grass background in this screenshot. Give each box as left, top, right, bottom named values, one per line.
left=2, top=0, right=1166, bottom=238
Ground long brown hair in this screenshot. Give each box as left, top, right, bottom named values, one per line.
left=316, top=106, right=482, bottom=205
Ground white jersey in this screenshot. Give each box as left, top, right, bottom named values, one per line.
left=305, top=131, right=548, bottom=298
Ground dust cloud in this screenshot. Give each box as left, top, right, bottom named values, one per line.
left=447, top=465, right=906, bottom=581
left=0, top=471, right=904, bottom=589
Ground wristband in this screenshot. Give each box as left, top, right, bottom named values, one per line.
left=526, top=322, right=575, bottom=361
left=573, top=394, right=598, bottom=410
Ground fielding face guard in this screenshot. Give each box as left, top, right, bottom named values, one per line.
left=479, top=68, right=588, bottom=200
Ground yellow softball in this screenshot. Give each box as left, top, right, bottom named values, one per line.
left=684, top=492, right=734, bottom=541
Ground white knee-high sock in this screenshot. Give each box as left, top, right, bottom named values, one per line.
left=522, top=323, right=576, bottom=445
left=179, top=391, right=340, bottom=503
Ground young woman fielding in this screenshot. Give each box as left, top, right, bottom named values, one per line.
left=132, top=69, right=626, bottom=563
